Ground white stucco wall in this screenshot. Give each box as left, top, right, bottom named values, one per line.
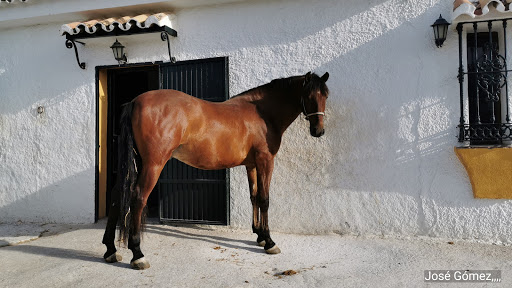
left=1, top=0, right=511, bottom=244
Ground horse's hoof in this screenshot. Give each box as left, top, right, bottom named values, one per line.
left=130, top=257, right=150, bottom=270
left=257, top=240, right=266, bottom=247
left=265, top=245, right=281, bottom=254
left=104, top=252, right=122, bottom=263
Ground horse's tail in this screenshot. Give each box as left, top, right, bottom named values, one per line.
left=115, top=101, right=140, bottom=245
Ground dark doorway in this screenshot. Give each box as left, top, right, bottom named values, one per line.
left=100, top=57, right=230, bottom=225
left=106, top=65, right=160, bottom=217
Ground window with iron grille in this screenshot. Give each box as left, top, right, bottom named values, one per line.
left=456, top=20, right=512, bottom=145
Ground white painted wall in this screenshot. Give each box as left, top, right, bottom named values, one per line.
left=1, top=0, right=511, bottom=244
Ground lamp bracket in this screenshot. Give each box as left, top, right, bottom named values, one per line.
left=65, top=39, right=86, bottom=69
left=161, top=31, right=176, bottom=63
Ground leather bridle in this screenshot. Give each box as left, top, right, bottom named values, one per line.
left=301, top=96, right=325, bottom=120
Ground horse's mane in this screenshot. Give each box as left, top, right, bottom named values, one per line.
left=232, top=73, right=328, bottom=99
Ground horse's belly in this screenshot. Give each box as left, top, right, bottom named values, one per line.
left=168, top=106, right=256, bottom=170
left=171, top=141, right=248, bottom=170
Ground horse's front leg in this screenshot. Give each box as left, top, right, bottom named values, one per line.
left=246, top=166, right=266, bottom=246
left=255, top=153, right=281, bottom=254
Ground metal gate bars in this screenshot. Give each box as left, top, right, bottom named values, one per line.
left=457, top=18, right=512, bottom=143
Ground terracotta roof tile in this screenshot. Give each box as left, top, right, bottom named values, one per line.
left=60, top=12, right=174, bottom=36
left=453, top=0, right=512, bottom=20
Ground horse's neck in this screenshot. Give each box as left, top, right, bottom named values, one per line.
left=250, top=84, right=302, bottom=134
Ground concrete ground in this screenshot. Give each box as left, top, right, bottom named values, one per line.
left=1, top=220, right=511, bottom=288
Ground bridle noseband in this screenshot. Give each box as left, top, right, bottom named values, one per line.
left=301, top=96, right=325, bottom=120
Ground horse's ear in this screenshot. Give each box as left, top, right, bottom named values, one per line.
left=305, top=71, right=312, bottom=83
left=321, top=72, right=329, bottom=82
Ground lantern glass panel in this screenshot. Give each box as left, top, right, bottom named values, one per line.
left=115, top=47, right=123, bottom=60
left=433, top=25, right=440, bottom=40
left=440, top=24, right=447, bottom=40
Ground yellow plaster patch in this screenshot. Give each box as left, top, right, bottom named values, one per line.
left=455, top=147, right=512, bottom=199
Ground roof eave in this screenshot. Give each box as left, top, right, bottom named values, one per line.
left=0, top=0, right=247, bottom=30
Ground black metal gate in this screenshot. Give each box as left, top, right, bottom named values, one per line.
left=158, top=57, right=229, bottom=225
left=456, top=19, right=512, bottom=143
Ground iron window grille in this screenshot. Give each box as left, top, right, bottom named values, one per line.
left=457, top=19, right=512, bottom=144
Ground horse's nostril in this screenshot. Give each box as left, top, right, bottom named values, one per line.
left=311, top=128, right=324, bottom=138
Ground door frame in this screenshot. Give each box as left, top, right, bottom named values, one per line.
left=95, top=62, right=162, bottom=222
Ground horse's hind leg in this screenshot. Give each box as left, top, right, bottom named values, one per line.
left=247, top=166, right=265, bottom=246
left=128, top=163, right=163, bottom=270
left=102, top=186, right=122, bottom=263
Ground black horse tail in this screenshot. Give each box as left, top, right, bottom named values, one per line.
left=115, top=101, right=141, bottom=245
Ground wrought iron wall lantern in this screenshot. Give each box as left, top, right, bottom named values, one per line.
left=431, top=14, right=451, bottom=47
left=110, top=39, right=127, bottom=64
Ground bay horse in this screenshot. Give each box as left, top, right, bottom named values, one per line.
left=102, top=71, right=330, bottom=269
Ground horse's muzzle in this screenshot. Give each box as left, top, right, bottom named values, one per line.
left=310, top=127, right=325, bottom=138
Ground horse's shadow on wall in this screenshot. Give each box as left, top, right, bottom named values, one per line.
left=292, top=0, right=466, bottom=201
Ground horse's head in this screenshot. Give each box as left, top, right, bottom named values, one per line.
left=301, top=72, right=329, bottom=137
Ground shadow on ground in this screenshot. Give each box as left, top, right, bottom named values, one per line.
left=0, top=222, right=266, bottom=270
left=145, top=225, right=265, bottom=254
